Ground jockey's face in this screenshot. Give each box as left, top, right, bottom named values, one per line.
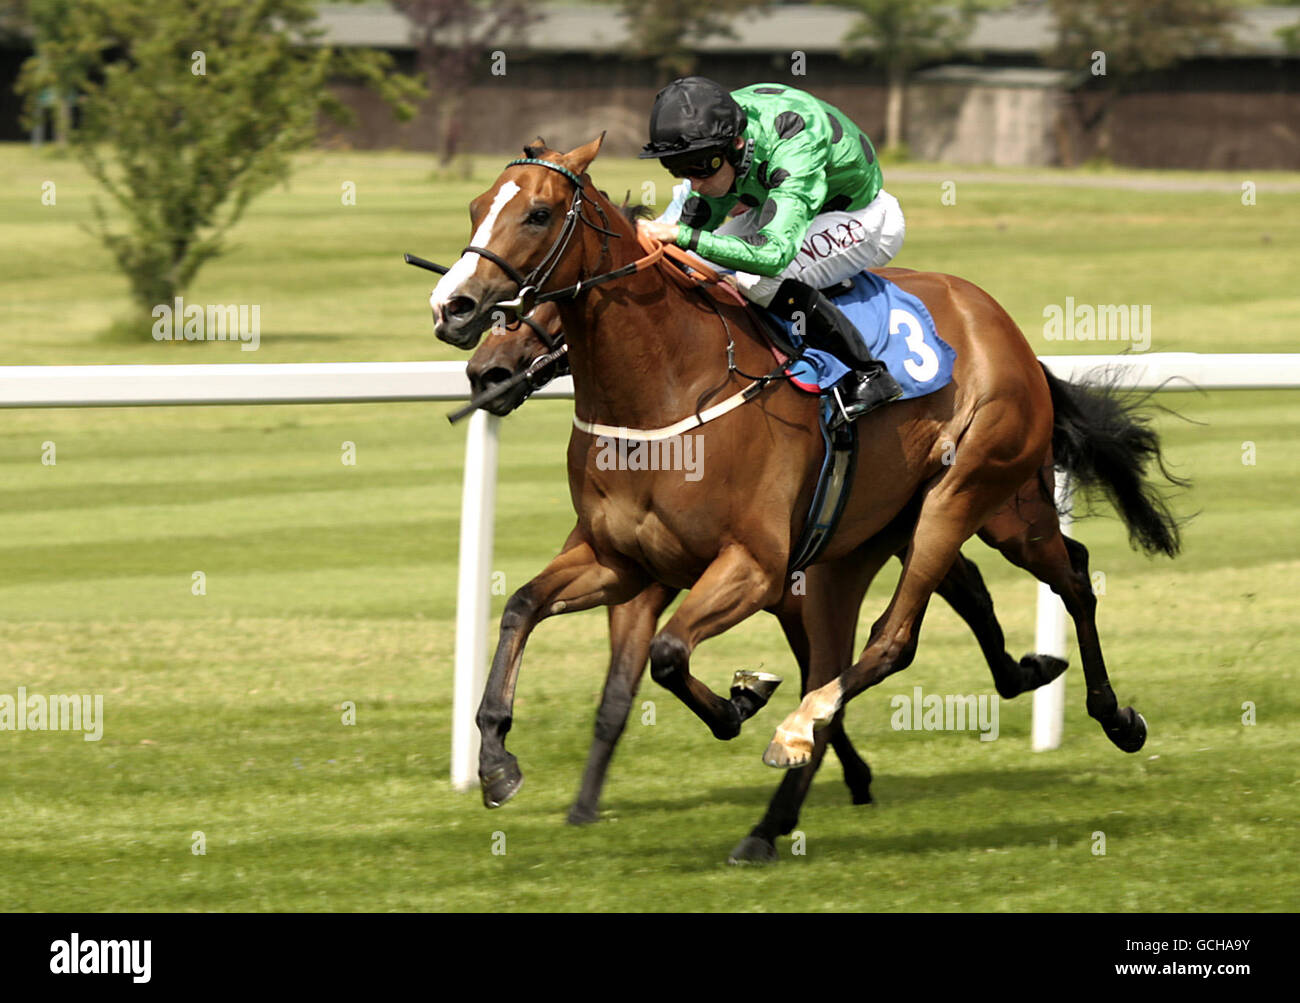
left=689, top=137, right=745, bottom=198
left=691, top=160, right=734, bottom=199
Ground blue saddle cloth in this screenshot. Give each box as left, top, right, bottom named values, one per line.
left=773, top=271, right=956, bottom=401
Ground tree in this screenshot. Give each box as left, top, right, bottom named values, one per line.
left=824, top=0, right=985, bottom=155
left=18, top=0, right=419, bottom=338
left=616, top=0, right=772, bottom=80
left=1044, top=0, right=1237, bottom=164
left=392, top=0, right=539, bottom=165
left=1278, top=2, right=1300, bottom=53
left=6, top=0, right=84, bottom=145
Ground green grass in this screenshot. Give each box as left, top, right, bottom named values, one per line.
left=0, top=144, right=1297, bottom=911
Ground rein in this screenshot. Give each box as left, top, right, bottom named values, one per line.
left=467, top=158, right=664, bottom=317
left=411, top=154, right=794, bottom=428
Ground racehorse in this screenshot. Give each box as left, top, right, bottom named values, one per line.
left=430, top=135, right=1182, bottom=859
left=463, top=301, right=1076, bottom=848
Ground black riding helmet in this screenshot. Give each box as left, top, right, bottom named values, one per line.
left=639, top=76, right=748, bottom=176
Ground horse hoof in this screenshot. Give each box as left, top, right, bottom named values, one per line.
left=731, top=669, right=782, bottom=703
left=480, top=756, right=524, bottom=808
left=728, top=835, right=778, bottom=865
left=1020, top=653, right=1069, bottom=689
left=566, top=804, right=599, bottom=826
left=763, top=730, right=811, bottom=769
left=730, top=669, right=782, bottom=723
left=1105, top=707, right=1148, bottom=753
left=850, top=787, right=874, bottom=806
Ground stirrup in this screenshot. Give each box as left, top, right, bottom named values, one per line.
left=827, top=369, right=902, bottom=429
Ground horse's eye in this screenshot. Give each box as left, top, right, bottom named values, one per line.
left=527, top=208, right=551, bottom=226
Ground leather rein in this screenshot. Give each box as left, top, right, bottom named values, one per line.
left=410, top=155, right=792, bottom=425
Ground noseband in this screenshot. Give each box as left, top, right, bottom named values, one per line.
left=410, top=156, right=729, bottom=318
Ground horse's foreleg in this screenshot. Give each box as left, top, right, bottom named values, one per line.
left=478, top=530, right=646, bottom=808
left=567, top=582, right=678, bottom=825
left=647, top=543, right=784, bottom=740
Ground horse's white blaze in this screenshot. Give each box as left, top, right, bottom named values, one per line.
left=430, top=180, right=521, bottom=313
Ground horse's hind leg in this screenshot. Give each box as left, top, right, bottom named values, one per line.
left=770, top=588, right=875, bottom=805
left=765, top=408, right=1047, bottom=769
left=935, top=550, right=1068, bottom=698
left=567, top=582, right=678, bottom=825
left=978, top=471, right=1147, bottom=752
left=730, top=547, right=889, bottom=863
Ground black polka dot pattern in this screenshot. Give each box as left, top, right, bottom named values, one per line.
left=819, top=193, right=852, bottom=214
left=773, top=111, right=806, bottom=139
left=754, top=87, right=785, bottom=95
left=757, top=162, right=790, bottom=189
left=738, top=193, right=760, bottom=208
left=859, top=134, right=875, bottom=164
left=680, top=196, right=710, bottom=228
left=741, top=232, right=769, bottom=247
left=828, top=115, right=844, bottom=144
left=757, top=199, right=779, bottom=226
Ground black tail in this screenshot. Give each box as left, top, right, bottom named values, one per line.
left=1041, top=364, right=1188, bottom=558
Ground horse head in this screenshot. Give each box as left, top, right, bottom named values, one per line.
left=432, top=134, right=607, bottom=350
left=464, top=302, right=566, bottom=416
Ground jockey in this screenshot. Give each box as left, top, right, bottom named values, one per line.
left=638, top=76, right=905, bottom=423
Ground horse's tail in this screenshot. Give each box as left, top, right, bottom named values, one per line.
left=1040, top=364, right=1187, bottom=558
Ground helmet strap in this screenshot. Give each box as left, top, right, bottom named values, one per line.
left=729, top=138, right=755, bottom=178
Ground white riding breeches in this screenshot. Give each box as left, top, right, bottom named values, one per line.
left=722, top=190, right=906, bottom=306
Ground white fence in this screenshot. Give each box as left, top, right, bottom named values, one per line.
left=3, top=353, right=1298, bottom=789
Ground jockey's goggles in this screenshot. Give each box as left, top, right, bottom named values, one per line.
left=661, top=149, right=728, bottom=180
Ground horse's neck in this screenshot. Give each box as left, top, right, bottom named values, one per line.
left=559, top=239, right=772, bottom=431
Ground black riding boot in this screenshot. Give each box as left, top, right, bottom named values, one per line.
left=768, top=279, right=902, bottom=427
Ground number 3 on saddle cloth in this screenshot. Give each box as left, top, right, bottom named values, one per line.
left=762, top=270, right=957, bottom=571
left=771, top=270, right=957, bottom=401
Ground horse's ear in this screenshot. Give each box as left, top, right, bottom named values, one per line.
left=523, top=136, right=550, bottom=158
left=562, top=131, right=605, bottom=177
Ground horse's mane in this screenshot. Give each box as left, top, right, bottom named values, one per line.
left=619, top=200, right=655, bottom=223
left=607, top=194, right=654, bottom=225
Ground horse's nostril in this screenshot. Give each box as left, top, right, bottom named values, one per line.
left=446, top=295, right=477, bottom=317
left=468, top=366, right=507, bottom=392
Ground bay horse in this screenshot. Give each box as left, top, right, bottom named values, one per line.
left=431, top=135, right=1181, bottom=860
left=464, top=299, right=1075, bottom=844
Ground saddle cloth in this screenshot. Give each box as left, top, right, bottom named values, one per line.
left=771, top=270, right=957, bottom=400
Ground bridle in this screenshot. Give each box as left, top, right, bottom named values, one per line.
left=463, top=157, right=627, bottom=318
left=455, top=156, right=760, bottom=319
left=412, top=154, right=794, bottom=423
left=413, top=155, right=734, bottom=318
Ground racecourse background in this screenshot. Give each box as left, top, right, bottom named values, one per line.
left=0, top=146, right=1295, bottom=910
